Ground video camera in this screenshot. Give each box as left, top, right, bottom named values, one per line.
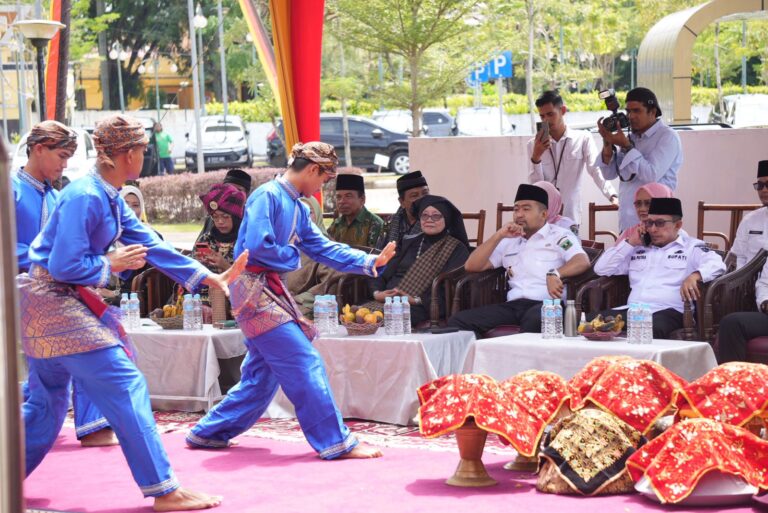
left=598, top=89, right=629, bottom=132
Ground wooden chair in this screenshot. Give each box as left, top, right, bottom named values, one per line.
left=131, top=267, right=178, bottom=317
left=588, top=202, right=619, bottom=242
left=462, top=210, right=486, bottom=246
left=701, top=249, right=768, bottom=351
left=496, top=203, right=516, bottom=230
left=450, top=241, right=605, bottom=338
left=696, top=201, right=760, bottom=251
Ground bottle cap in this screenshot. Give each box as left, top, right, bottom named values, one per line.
left=130, top=292, right=138, bottom=299
left=193, top=294, right=201, bottom=299
left=122, top=293, right=128, bottom=299
left=554, top=299, right=561, bottom=305
left=184, top=294, right=192, bottom=299
left=385, top=296, right=392, bottom=303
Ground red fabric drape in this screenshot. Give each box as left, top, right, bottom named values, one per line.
left=46, top=0, right=63, bottom=121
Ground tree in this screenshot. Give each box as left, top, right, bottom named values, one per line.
left=333, top=0, right=492, bottom=136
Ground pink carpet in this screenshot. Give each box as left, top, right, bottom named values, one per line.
left=25, top=428, right=762, bottom=513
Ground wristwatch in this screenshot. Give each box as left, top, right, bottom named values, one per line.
left=547, top=268, right=560, bottom=279
left=413, top=296, right=423, bottom=305
left=761, top=300, right=768, bottom=314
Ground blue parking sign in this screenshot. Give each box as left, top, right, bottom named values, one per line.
left=467, top=51, right=513, bottom=85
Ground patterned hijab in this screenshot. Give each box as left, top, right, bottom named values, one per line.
left=26, top=120, right=78, bottom=157
left=92, top=115, right=148, bottom=169
left=287, top=141, right=338, bottom=176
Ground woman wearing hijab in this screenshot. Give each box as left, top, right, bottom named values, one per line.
left=194, top=183, right=246, bottom=273
left=367, top=195, right=470, bottom=327
left=616, top=183, right=676, bottom=244
left=534, top=181, right=579, bottom=235
left=18, top=114, right=245, bottom=511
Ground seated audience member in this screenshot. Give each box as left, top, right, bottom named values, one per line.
left=533, top=180, right=578, bottom=235
left=364, top=195, right=470, bottom=327
left=616, top=182, right=677, bottom=243
left=328, top=173, right=385, bottom=247
left=716, top=258, right=768, bottom=362
left=593, top=197, right=725, bottom=339
left=197, top=168, right=253, bottom=240
left=447, top=184, right=589, bottom=334
left=194, top=183, right=246, bottom=316
left=731, top=160, right=768, bottom=269
left=379, top=170, right=430, bottom=249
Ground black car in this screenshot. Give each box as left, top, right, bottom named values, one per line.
left=266, top=115, right=410, bottom=174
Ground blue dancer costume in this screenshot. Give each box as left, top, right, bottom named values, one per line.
left=187, top=175, right=379, bottom=458
left=19, top=171, right=210, bottom=497
left=13, top=168, right=110, bottom=439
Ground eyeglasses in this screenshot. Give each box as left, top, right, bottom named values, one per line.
left=633, top=199, right=652, bottom=208
left=753, top=182, right=768, bottom=191
left=211, top=213, right=232, bottom=222
left=643, top=219, right=675, bottom=228
left=420, top=213, right=444, bottom=222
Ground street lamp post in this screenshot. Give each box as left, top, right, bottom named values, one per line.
left=193, top=4, right=207, bottom=116
left=13, top=20, right=64, bottom=122
left=187, top=0, right=205, bottom=173
left=109, top=42, right=127, bottom=113
left=0, top=18, right=10, bottom=141
left=217, top=0, right=228, bottom=118
left=620, top=49, right=637, bottom=90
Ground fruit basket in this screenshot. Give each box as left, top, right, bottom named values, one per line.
left=341, top=320, right=383, bottom=336
left=578, top=314, right=624, bottom=341
left=150, top=313, right=184, bottom=330
left=339, top=304, right=384, bottom=335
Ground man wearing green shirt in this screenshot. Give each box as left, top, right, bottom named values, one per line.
left=328, top=174, right=384, bottom=248
left=154, top=122, right=174, bottom=175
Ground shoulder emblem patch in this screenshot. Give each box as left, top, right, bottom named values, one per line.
left=557, top=236, right=573, bottom=251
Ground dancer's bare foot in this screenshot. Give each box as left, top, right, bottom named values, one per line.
left=153, top=488, right=222, bottom=511
left=337, top=443, right=383, bottom=459
left=80, top=428, right=119, bottom=447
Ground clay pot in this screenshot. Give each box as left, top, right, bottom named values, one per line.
left=446, top=419, right=497, bottom=487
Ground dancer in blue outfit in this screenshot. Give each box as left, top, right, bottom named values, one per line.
left=13, top=120, right=116, bottom=447
left=187, top=142, right=396, bottom=459
left=18, top=115, right=245, bottom=511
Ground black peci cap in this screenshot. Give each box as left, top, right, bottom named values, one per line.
left=514, top=184, right=549, bottom=208
left=396, top=170, right=428, bottom=195
left=648, top=197, right=683, bottom=217
left=758, top=160, right=768, bottom=178
left=223, top=168, right=252, bottom=194
left=335, top=173, right=365, bottom=192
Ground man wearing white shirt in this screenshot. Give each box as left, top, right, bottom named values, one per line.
left=528, top=90, right=617, bottom=229
left=597, top=87, right=683, bottom=232
left=593, top=197, right=725, bottom=339
left=448, top=184, right=589, bottom=334
left=717, top=258, right=768, bottom=362
left=730, top=160, right=768, bottom=269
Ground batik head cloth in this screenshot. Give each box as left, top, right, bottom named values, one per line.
left=25, top=120, right=78, bottom=157
left=93, top=115, right=149, bottom=169
left=287, top=141, right=338, bottom=175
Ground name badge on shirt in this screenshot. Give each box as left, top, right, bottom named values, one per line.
left=631, top=255, right=646, bottom=261
left=668, top=249, right=687, bottom=260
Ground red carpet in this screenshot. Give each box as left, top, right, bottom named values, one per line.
left=24, top=428, right=760, bottom=513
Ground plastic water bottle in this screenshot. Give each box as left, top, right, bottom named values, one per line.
left=553, top=299, right=563, bottom=338
left=183, top=294, right=193, bottom=330
left=391, top=296, right=404, bottom=336
left=329, top=295, right=340, bottom=333
left=640, top=303, right=653, bottom=344
left=129, top=292, right=140, bottom=330
left=540, top=299, right=552, bottom=339
left=120, top=293, right=129, bottom=326
left=400, top=296, right=412, bottom=335
left=313, top=296, right=329, bottom=336
left=627, top=303, right=638, bottom=344
left=193, top=293, right=203, bottom=330
left=383, top=296, right=393, bottom=335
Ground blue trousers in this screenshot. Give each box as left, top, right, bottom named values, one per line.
left=187, top=322, right=358, bottom=459
left=23, top=358, right=110, bottom=439
left=24, top=346, right=179, bottom=497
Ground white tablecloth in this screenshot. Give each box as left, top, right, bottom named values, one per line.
left=128, top=324, right=247, bottom=412
left=266, top=329, right=476, bottom=425
left=462, top=333, right=718, bottom=382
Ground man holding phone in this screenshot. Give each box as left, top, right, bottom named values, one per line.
left=592, top=198, right=725, bottom=339
left=528, top=90, right=617, bottom=232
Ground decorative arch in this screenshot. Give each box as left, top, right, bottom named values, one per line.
left=637, top=0, right=767, bottom=123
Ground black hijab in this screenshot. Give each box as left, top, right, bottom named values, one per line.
left=411, top=195, right=469, bottom=248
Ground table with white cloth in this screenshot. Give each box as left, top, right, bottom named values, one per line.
left=127, top=324, right=247, bottom=412
left=266, top=329, right=477, bottom=425
left=462, top=333, right=718, bottom=382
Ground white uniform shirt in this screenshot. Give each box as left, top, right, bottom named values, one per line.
left=594, top=235, right=726, bottom=314
left=755, top=260, right=768, bottom=308
left=527, top=127, right=616, bottom=225
left=553, top=215, right=578, bottom=235
left=731, top=207, right=768, bottom=269
left=489, top=223, right=585, bottom=302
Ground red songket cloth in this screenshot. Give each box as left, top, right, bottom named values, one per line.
left=677, top=362, right=768, bottom=427
left=626, top=418, right=768, bottom=504
left=568, top=355, right=634, bottom=409
left=569, top=358, right=687, bottom=435
left=417, top=372, right=571, bottom=457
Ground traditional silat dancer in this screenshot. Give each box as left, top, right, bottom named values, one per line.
left=13, top=120, right=116, bottom=447
left=19, top=114, right=246, bottom=511
left=187, top=142, right=396, bottom=460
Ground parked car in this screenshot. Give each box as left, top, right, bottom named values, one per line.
left=709, top=94, right=768, bottom=128
left=266, top=114, right=411, bottom=174
left=185, top=115, right=253, bottom=171
left=371, top=108, right=456, bottom=137
left=12, top=127, right=97, bottom=186
left=455, top=107, right=515, bottom=136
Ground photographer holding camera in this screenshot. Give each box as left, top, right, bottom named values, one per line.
left=597, top=87, right=682, bottom=232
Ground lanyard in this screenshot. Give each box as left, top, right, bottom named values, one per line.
left=547, top=138, right=568, bottom=187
